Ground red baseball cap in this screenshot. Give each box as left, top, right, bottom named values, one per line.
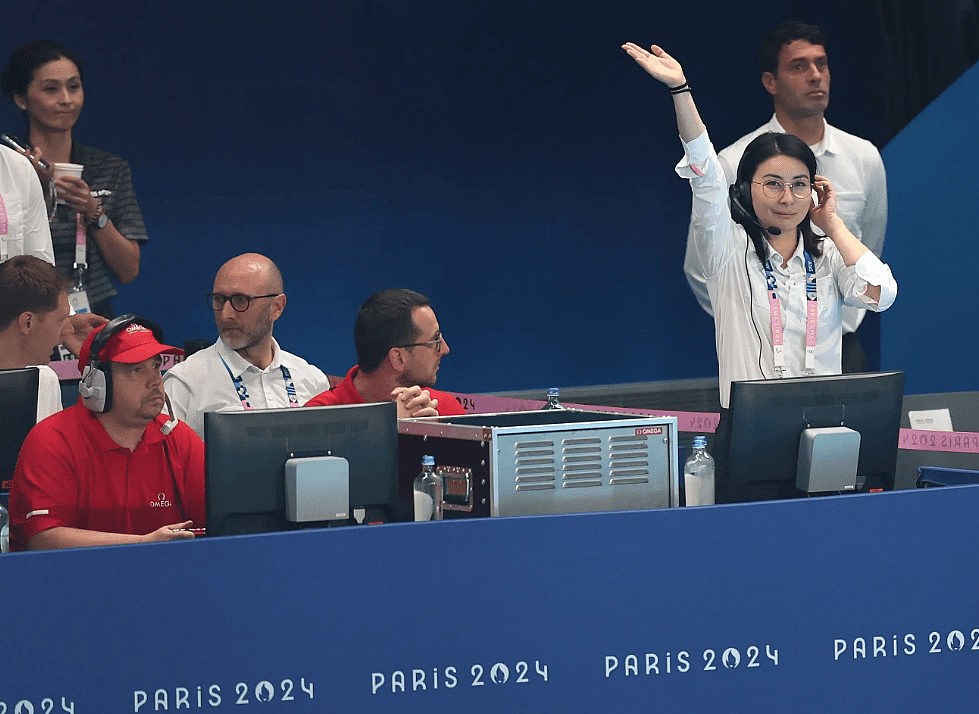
left=79, top=321, right=184, bottom=366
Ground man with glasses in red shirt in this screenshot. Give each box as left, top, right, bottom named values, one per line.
left=306, top=289, right=466, bottom=417
left=163, top=253, right=330, bottom=439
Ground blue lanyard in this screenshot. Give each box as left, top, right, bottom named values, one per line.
left=763, top=249, right=817, bottom=374
left=220, top=356, right=299, bottom=409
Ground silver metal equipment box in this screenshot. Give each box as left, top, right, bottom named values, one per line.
left=398, top=409, right=679, bottom=518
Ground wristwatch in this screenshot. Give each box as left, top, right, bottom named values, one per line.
left=85, top=200, right=108, bottom=229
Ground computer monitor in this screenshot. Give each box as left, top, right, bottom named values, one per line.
left=721, top=371, right=905, bottom=504
left=1, top=367, right=40, bottom=504
left=204, top=401, right=401, bottom=536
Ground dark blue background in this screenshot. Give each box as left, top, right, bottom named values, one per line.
left=2, top=1, right=971, bottom=394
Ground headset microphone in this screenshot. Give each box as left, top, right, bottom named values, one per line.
left=160, top=393, right=179, bottom=435
left=729, top=184, right=781, bottom=236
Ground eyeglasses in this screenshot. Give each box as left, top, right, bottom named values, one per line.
left=206, top=292, right=280, bottom=312
left=398, top=332, right=444, bottom=354
left=753, top=179, right=812, bottom=200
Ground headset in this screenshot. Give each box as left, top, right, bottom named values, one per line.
left=729, top=181, right=782, bottom=237
left=79, top=313, right=179, bottom=435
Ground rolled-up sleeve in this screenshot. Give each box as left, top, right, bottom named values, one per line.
left=676, top=131, right=737, bottom=279
left=839, top=251, right=897, bottom=311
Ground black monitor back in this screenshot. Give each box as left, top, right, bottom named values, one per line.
left=205, top=401, right=400, bottom=536
left=0, top=367, right=39, bottom=503
left=723, top=371, right=905, bottom=503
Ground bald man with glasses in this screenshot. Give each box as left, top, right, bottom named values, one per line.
left=306, top=288, right=466, bottom=417
left=163, top=253, right=331, bottom=439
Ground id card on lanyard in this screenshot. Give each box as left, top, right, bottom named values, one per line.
left=220, top=356, right=300, bottom=410
left=68, top=212, right=91, bottom=313
left=764, top=250, right=817, bottom=375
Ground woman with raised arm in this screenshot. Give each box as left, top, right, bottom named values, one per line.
left=1, top=40, right=146, bottom=319
left=621, top=42, right=896, bottom=413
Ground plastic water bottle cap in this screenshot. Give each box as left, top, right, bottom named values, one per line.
left=692, top=435, right=707, bottom=448
left=421, top=455, right=435, bottom=466
left=548, top=387, right=559, bottom=397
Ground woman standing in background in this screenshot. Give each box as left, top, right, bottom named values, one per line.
left=1, top=40, right=146, bottom=320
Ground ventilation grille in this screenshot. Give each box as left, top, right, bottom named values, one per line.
left=513, top=439, right=557, bottom=491
left=511, top=434, right=652, bottom=491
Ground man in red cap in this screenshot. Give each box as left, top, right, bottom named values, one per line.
left=8, top=315, right=205, bottom=551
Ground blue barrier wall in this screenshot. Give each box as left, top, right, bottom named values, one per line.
left=880, top=61, right=979, bottom=394
left=3, top=486, right=978, bottom=710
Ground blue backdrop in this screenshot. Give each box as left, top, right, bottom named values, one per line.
left=1, top=1, right=971, bottom=394
left=880, top=62, right=979, bottom=395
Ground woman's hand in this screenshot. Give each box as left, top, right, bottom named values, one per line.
left=55, top=175, right=100, bottom=220
left=620, top=42, right=704, bottom=145
left=809, top=173, right=873, bottom=278
left=621, top=43, right=686, bottom=88
left=16, top=144, right=53, bottom=185
left=808, top=174, right=842, bottom=235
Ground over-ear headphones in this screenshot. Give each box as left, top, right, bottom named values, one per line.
left=79, top=314, right=166, bottom=414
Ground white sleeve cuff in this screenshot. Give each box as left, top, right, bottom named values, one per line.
left=852, top=252, right=897, bottom=309
left=674, top=131, right=711, bottom=179
left=853, top=251, right=887, bottom=282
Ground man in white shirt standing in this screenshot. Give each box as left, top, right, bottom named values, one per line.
left=163, top=253, right=331, bottom=439
left=0, top=255, right=70, bottom=421
left=684, top=20, right=887, bottom=373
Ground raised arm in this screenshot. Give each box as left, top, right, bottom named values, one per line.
left=621, top=43, right=706, bottom=142
left=810, top=175, right=886, bottom=303
left=808, top=176, right=866, bottom=261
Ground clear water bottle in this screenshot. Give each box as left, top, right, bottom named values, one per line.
left=413, top=455, right=443, bottom=521
left=683, top=435, right=715, bottom=506
left=0, top=501, right=9, bottom=553
left=542, top=387, right=565, bottom=410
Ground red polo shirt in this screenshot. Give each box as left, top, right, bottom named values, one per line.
left=305, top=365, right=467, bottom=416
left=9, top=404, right=205, bottom=551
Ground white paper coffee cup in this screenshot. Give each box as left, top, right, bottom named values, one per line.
left=51, top=162, right=84, bottom=205
left=52, top=162, right=84, bottom=179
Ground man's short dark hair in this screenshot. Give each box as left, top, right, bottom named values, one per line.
left=758, top=21, right=826, bottom=76
left=354, top=289, right=431, bottom=373
left=0, top=255, right=70, bottom=331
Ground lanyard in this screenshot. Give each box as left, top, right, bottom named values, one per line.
left=0, top=192, right=8, bottom=261
left=74, top=212, right=88, bottom=271
left=764, top=250, right=817, bottom=375
left=220, top=355, right=299, bottom=410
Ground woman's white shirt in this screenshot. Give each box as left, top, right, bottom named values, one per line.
left=677, top=131, right=897, bottom=408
